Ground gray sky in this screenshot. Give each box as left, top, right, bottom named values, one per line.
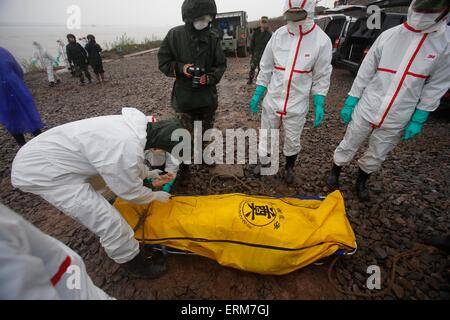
left=0, top=0, right=336, bottom=27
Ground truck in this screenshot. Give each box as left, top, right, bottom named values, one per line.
left=213, top=11, right=250, bottom=57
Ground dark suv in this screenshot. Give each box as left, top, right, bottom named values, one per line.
left=316, top=6, right=367, bottom=63
left=335, top=11, right=407, bottom=75
left=315, top=14, right=357, bottom=63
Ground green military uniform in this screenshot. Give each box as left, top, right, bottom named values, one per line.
left=158, top=0, right=227, bottom=135
left=248, top=27, right=272, bottom=84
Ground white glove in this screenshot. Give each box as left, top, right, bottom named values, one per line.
left=151, top=191, right=171, bottom=203
left=147, top=169, right=163, bottom=179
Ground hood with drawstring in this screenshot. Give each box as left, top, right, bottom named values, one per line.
left=283, top=0, right=316, bottom=34
left=122, top=107, right=183, bottom=153
left=182, top=0, right=217, bottom=24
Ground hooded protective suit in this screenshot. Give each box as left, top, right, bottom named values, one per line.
left=0, top=203, right=111, bottom=300
left=11, top=108, right=182, bottom=264
left=32, top=42, right=60, bottom=83
left=333, top=0, right=450, bottom=174
left=257, top=0, right=332, bottom=158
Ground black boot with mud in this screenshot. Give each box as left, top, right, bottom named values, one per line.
left=355, top=168, right=370, bottom=201
left=327, top=163, right=342, bottom=190
left=424, top=234, right=450, bottom=254
left=285, top=154, right=298, bottom=185
left=122, top=250, right=167, bottom=279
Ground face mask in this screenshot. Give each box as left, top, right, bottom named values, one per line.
left=193, top=15, right=212, bottom=31
left=407, top=10, right=443, bottom=29
left=287, top=20, right=305, bottom=34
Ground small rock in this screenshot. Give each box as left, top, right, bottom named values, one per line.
left=394, top=217, right=407, bottom=226
left=373, top=247, right=388, bottom=260
left=392, top=284, right=405, bottom=299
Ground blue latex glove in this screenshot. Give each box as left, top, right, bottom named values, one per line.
left=340, top=96, right=360, bottom=124
left=250, top=85, right=267, bottom=113
left=313, top=95, right=325, bottom=128
left=162, top=180, right=175, bottom=193
left=403, top=109, right=430, bottom=141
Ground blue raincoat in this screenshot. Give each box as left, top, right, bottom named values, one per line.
left=0, top=47, right=43, bottom=135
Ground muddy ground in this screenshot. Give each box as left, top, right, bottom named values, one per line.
left=0, top=53, right=449, bottom=300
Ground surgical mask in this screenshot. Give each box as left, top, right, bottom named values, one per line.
left=193, top=15, right=213, bottom=31
left=407, top=10, right=444, bottom=29
left=287, top=19, right=314, bottom=34
left=287, top=20, right=302, bottom=33
left=407, top=0, right=449, bottom=30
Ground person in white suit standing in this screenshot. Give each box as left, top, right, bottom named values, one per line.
left=32, top=41, right=61, bottom=87
left=327, top=0, right=450, bottom=201
left=249, top=0, right=333, bottom=184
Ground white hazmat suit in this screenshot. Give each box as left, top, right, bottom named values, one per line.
left=257, top=0, right=332, bottom=159
left=32, top=42, right=60, bottom=84
left=11, top=108, right=165, bottom=264
left=0, top=203, right=111, bottom=300
left=334, top=1, right=450, bottom=174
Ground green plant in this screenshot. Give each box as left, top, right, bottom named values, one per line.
left=21, top=58, right=42, bottom=74
left=102, top=33, right=163, bottom=58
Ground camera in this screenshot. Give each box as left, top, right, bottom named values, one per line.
left=187, top=66, right=206, bottom=88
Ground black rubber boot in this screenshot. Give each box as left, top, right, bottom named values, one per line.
left=327, top=163, right=342, bottom=190
left=423, top=235, right=450, bottom=254
left=49, top=81, right=55, bottom=87
left=12, top=134, right=26, bottom=147
left=122, top=250, right=167, bottom=279
left=285, top=154, right=298, bottom=185
left=355, top=168, right=370, bottom=201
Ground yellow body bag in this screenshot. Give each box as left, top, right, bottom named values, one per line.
left=114, top=191, right=356, bottom=275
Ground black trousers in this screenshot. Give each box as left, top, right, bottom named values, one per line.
left=12, top=129, right=42, bottom=146
left=74, top=64, right=92, bottom=83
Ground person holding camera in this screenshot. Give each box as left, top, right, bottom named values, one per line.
left=158, top=0, right=227, bottom=135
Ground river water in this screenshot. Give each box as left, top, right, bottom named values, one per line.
left=0, top=24, right=170, bottom=65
